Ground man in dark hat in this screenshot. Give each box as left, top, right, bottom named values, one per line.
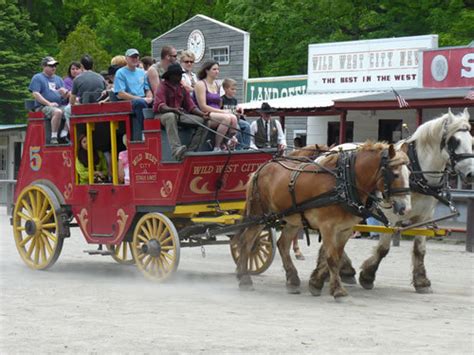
left=153, top=62, right=209, bottom=160
left=249, top=102, right=286, bottom=152
left=29, top=56, right=70, bottom=144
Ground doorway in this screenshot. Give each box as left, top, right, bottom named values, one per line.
left=378, top=119, right=402, bottom=143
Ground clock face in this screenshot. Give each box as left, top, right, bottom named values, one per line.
left=187, top=30, right=205, bottom=63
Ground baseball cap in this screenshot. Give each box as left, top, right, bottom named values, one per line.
left=125, top=48, right=140, bottom=57
left=41, top=56, right=59, bottom=66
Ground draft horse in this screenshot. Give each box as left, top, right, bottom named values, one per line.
left=235, top=142, right=411, bottom=299
left=333, top=108, right=473, bottom=293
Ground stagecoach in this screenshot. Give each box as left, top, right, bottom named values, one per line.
left=11, top=101, right=278, bottom=280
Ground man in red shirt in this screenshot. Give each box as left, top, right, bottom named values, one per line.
left=154, top=63, right=209, bottom=160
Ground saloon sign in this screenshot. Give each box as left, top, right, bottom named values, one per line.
left=423, top=47, right=474, bottom=88
left=308, top=35, right=438, bottom=92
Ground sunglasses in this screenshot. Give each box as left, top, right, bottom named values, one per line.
left=183, top=60, right=194, bottom=64
left=47, top=64, right=57, bottom=68
left=169, top=54, right=178, bottom=58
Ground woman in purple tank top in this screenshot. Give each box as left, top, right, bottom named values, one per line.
left=194, top=61, right=238, bottom=151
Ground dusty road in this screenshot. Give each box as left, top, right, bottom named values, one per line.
left=1, top=207, right=473, bottom=354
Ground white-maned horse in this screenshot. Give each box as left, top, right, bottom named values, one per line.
left=317, top=108, right=473, bottom=293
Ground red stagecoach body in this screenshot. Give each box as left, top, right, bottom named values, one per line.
left=15, top=102, right=273, bottom=248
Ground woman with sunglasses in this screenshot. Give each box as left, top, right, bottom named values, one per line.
left=194, top=61, right=239, bottom=151
left=180, top=50, right=198, bottom=93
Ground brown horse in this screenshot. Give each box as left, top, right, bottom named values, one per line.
left=235, top=142, right=411, bottom=299
left=287, top=144, right=330, bottom=160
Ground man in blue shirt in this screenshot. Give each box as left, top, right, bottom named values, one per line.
left=29, top=56, right=70, bottom=144
left=114, top=48, right=153, bottom=141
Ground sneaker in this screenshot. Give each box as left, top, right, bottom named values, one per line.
left=294, top=249, right=305, bottom=260
left=58, top=136, right=70, bottom=144
left=50, top=137, right=59, bottom=144
left=213, top=147, right=221, bottom=152
left=172, top=145, right=187, bottom=160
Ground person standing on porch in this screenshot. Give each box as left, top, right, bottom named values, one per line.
left=249, top=102, right=286, bottom=153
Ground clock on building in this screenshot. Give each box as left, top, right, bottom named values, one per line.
left=187, top=30, right=205, bottom=63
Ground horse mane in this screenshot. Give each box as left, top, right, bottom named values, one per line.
left=319, top=140, right=389, bottom=166
left=407, top=110, right=471, bottom=149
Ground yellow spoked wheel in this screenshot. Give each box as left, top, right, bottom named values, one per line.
left=230, top=228, right=276, bottom=275
left=106, top=241, right=135, bottom=265
left=131, top=213, right=180, bottom=281
left=12, top=184, right=64, bottom=270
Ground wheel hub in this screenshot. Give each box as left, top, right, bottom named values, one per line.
left=142, top=239, right=161, bottom=257
left=25, top=220, right=37, bottom=236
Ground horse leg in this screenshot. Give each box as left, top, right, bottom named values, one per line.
left=359, top=232, right=392, bottom=290
left=339, top=251, right=357, bottom=284
left=317, top=245, right=356, bottom=285
left=412, top=236, right=432, bottom=293
left=308, top=245, right=329, bottom=296
left=277, top=225, right=301, bottom=294
left=235, top=224, right=264, bottom=291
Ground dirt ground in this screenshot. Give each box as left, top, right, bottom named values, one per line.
left=1, top=206, right=473, bottom=354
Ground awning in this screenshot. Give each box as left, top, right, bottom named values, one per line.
left=0, top=124, right=27, bottom=132
left=240, top=92, right=381, bottom=113
left=333, top=88, right=474, bottom=110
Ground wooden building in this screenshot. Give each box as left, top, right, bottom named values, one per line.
left=151, top=14, right=250, bottom=104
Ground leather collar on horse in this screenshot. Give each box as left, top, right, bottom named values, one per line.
left=249, top=148, right=409, bottom=245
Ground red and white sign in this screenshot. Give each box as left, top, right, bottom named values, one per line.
left=423, top=47, right=474, bottom=88
left=307, top=35, right=438, bottom=92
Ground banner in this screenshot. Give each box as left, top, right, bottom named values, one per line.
left=307, top=35, right=438, bottom=92
left=245, top=75, right=307, bottom=102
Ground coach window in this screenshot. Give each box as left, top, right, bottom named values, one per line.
left=210, top=46, right=230, bottom=65
left=74, top=121, right=122, bottom=185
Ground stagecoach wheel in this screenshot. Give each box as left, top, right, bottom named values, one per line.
left=106, top=241, right=135, bottom=265
left=131, top=213, right=180, bottom=281
left=12, top=184, right=64, bottom=270
left=230, top=228, right=276, bottom=275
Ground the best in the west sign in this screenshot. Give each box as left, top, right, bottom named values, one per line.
left=307, top=35, right=438, bottom=92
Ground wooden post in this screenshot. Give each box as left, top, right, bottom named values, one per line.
left=339, top=111, right=347, bottom=144
left=466, top=197, right=474, bottom=252
left=392, top=230, right=401, bottom=247
left=416, top=108, right=423, bottom=127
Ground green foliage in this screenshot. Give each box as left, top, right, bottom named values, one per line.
left=56, top=23, right=110, bottom=76
left=0, top=0, right=45, bottom=123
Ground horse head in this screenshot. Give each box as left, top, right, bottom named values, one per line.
left=375, top=143, right=411, bottom=216
left=441, top=108, right=474, bottom=183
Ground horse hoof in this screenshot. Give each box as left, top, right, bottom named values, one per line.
left=359, top=275, right=374, bottom=290
left=415, top=286, right=433, bottom=294
left=309, top=285, right=322, bottom=296
left=332, top=288, right=348, bottom=299
left=341, top=275, right=357, bottom=285
left=286, top=284, right=301, bottom=294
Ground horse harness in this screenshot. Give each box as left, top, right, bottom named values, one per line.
left=408, top=124, right=473, bottom=211
left=252, top=149, right=409, bottom=245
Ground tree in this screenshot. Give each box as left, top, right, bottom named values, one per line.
left=56, top=23, right=110, bottom=76
left=0, top=0, right=45, bottom=123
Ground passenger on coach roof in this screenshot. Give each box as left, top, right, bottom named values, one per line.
left=221, top=78, right=251, bottom=150
left=114, top=48, right=153, bottom=141
left=63, top=61, right=82, bottom=92
left=180, top=50, right=198, bottom=93
left=141, top=56, right=160, bottom=96
left=194, top=61, right=239, bottom=151
left=76, top=134, right=108, bottom=184
left=154, top=45, right=177, bottom=78
left=249, top=102, right=286, bottom=153
left=29, top=56, right=70, bottom=145
left=153, top=63, right=209, bottom=161
left=70, top=55, right=107, bottom=105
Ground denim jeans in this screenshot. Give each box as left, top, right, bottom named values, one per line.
left=131, top=99, right=149, bottom=141
left=236, top=119, right=251, bottom=150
